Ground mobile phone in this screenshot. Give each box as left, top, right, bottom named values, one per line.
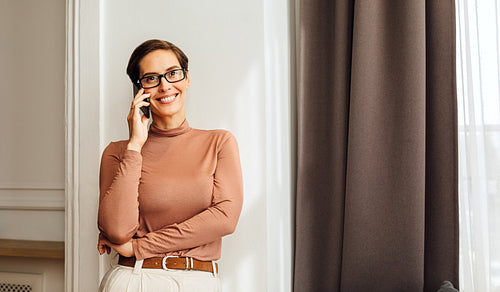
left=133, top=84, right=150, bottom=118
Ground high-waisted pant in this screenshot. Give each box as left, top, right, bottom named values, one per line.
left=99, top=260, right=221, bottom=292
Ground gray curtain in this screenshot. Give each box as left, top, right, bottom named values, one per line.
left=294, top=1, right=458, bottom=291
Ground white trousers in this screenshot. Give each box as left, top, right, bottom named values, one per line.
left=99, top=260, right=221, bottom=292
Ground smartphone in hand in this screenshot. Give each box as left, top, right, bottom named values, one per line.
left=133, top=84, right=150, bottom=118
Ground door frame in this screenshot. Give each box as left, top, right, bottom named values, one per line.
left=65, top=0, right=102, bottom=290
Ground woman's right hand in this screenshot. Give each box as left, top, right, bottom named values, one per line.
left=127, top=88, right=150, bottom=152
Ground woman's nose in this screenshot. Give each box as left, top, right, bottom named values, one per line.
left=158, top=76, right=172, bottom=91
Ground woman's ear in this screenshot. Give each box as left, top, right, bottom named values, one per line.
left=185, top=71, right=191, bottom=89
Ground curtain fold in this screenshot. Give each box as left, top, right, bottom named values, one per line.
left=423, top=1, right=459, bottom=289
left=294, top=1, right=457, bottom=291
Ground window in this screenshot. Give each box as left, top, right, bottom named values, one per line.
left=456, top=0, right=500, bottom=290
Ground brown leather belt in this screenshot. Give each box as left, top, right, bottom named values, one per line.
left=118, top=256, right=218, bottom=274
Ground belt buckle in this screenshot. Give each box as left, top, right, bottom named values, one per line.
left=161, top=256, right=179, bottom=271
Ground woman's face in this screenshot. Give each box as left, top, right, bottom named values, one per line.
left=138, top=49, right=190, bottom=121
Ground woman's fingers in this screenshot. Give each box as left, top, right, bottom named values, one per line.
left=130, top=88, right=150, bottom=110
left=97, top=233, right=112, bottom=255
left=97, top=238, right=134, bottom=257
left=97, top=239, right=112, bottom=255
left=131, top=87, right=145, bottom=104
left=97, top=236, right=107, bottom=255
left=134, top=87, right=145, bottom=100
left=132, top=94, right=150, bottom=107
left=129, top=101, right=150, bottom=118
left=128, top=87, right=150, bottom=115
left=136, top=100, right=151, bottom=110
left=127, top=89, right=150, bottom=151
left=130, top=99, right=150, bottom=113
left=129, top=94, right=151, bottom=128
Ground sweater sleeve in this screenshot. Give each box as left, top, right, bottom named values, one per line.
left=132, top=133, right=244, bottom=260
left=98, top=142, right=142, bottom=244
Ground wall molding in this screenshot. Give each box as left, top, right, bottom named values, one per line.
left=0, top=188, right=64, bottom=211
left=0, top=183, right=64, bottom=190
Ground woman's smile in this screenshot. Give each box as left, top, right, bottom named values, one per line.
left=156, top=93, right=178, bottom=104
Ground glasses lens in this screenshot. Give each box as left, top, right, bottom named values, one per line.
left=165, top=69, right=185, bottom=82
left=140, top=75, right=160, bottom=88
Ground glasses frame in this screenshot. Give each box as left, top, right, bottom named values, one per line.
left=136, top=68, right=187, bottom=89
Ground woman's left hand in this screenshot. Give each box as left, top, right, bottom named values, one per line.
left=98, top=234, right=134, bottom=257
left=97, top=233, right=111, bottom=255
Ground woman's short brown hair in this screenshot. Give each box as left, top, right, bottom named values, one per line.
left=126, top=39, right=189, bottom=85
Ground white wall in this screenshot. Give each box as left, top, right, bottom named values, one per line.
left=96, top=1, right=294, bottom=291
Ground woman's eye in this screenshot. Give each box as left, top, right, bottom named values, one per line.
left=146, top=76, right=158, bottom=82
left=168, top=71, right=178, bottom=77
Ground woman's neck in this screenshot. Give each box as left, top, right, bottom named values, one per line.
left=151, top=114, right=186, bottom=130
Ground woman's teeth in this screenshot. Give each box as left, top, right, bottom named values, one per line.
left=158, top=95, right=176, bottom=102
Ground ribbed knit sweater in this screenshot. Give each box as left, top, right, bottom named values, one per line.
left=98, top=120, right=243, bottom=261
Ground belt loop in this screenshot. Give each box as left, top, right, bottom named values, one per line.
left=190, top=258, right=194, bottom=270
left=212, top=261, right=218, bottom=277
left=133, top=259, right=144, bottom=275
left=185, top=257, right=190, bottom=270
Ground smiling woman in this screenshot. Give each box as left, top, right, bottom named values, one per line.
left=96, top=39, right=244, bottom=292
left=134, top=49, right=190, bottom=128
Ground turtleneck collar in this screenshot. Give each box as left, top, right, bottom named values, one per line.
left=149, top=119, right=191, bottom=137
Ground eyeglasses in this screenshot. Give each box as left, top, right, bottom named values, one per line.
left=137, top=68, right=186, bottom=89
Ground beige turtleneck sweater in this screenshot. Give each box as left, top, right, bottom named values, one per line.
left=98, top=120, right=243, bottom=261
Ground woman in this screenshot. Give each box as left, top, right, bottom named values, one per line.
left=97, top=39, right=243, bottom=291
